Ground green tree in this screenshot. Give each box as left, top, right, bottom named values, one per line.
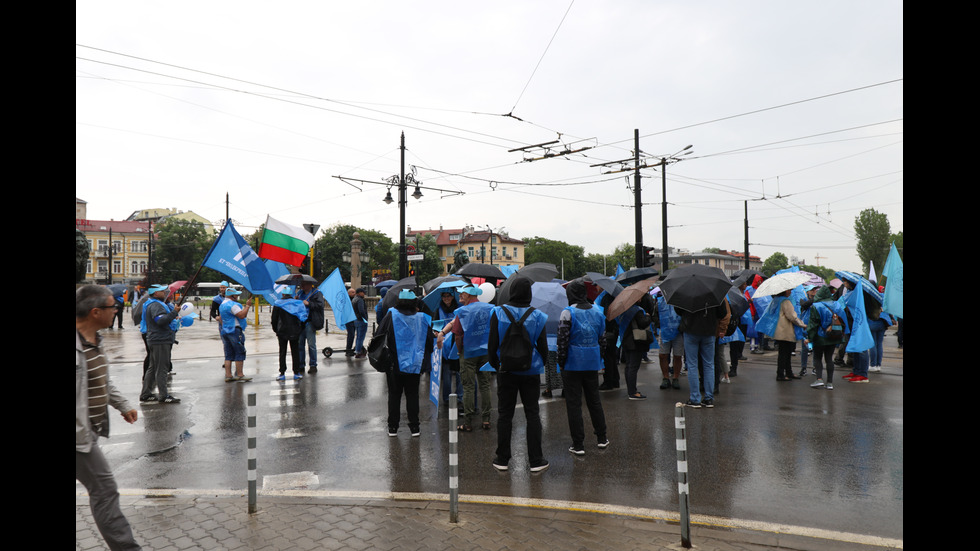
left=152, top=218, right=217, bottom=283
left=411, top=233, right=442, bottom=284
left=761, top=252, right=789, bottom=276
left=523, top=236, right=587, bottom=279
left=76, top=229, right=90, bottom=283
left=608, top=242, right=637, bottom=274
left=854, top=208, right=891, bottom=275
left=313, top=224, right=397, bottom=284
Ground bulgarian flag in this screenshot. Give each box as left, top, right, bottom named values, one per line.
left=258, top=216, right=316, bottom=267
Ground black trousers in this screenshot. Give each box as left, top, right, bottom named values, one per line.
left=386, top=370, right=421, bottom=431
left=601, top=341, right=620, bottom=386
left=561, top=370, right=607, bottom=447
left=278, top=336, right=301, bottom=374
left=495, top=372, right=544, bottom=463
left=777, top=340, right=796, bottom=378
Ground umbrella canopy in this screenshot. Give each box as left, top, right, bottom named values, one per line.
left=496, top=263, right=559, bottom=304
left=530, top=280, right=569, bottom=338
left=455, top=262, right=506, bottom=281
left=732, top=269, right=764, bottom=287
left=381, top=276, right=418, bottom=309
left=275, top=273, right=318, bottom=285
left=614, top=267, right=659, bottom=286
left=168, top=280, right=189, bottom=299
left=375, top=279, right=399, bottom=290
left=752, top=271, right=812, bottom=298
left=835, top=271, right=883, bottom=304
left=726, top=286, right=750, bottom=319
left=422, top=275, right=466, bottom=295
left=658, top=264, right=731, bottom=312
left=605, top=277, right=659, bottom=321
left=421, top=280, right=465, bottom=314
left=105, top=283, right=128, bottom=297
left=800, top=271, right=825, bottom=287
left=584, top=272, right=624, bottom=297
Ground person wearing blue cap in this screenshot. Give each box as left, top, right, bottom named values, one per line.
left=377, top=288, right=433, bottom=436
left=209, top=281, right=229, bottom=322
left=437, top=284, right=494, bottom=432
left=139, top=284, right=181, bottom=404
left=219, top=288, right=253, bottom=383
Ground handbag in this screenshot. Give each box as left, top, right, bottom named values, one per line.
left=367, top=333, right=392, bottom=373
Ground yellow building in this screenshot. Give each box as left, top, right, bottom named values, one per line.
left=407, top=225, right=526, bottom=276
left=76, top=218, right=153, bottom=285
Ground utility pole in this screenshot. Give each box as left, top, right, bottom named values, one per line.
left=744, top=201, right=750, bottom=270
left=634, top=129, right=643, bottom=269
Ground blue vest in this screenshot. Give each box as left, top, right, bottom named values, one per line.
left=391, top=310, right=431, bottom=374
left=455, top=301, right=494, bottom=358
left=140, top=298, right=177, bottom=334
left=560, top=306, right=605, bottom=372
left=493, top=304, right=548, bottom=375
left=219, top=299, right=247, bottom=334
left=657, top=295, right=681, bottom=342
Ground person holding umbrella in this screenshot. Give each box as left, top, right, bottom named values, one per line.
left=770, top=289, right=808, bottom=381
left=295, top=278, right=325, bottom=373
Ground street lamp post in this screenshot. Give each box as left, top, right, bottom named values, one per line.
left=342, top=231, right=371, bottom=287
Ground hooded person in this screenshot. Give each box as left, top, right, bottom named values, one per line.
left=377, top=288, right=433, bottom=436
left=556, top=279, right=609, bottom=455
left=487, top=276, right=551, bottom=472
left=806, top=285, right=848, bottom=389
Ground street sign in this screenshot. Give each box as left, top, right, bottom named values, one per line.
left=407, top=254, right=424, bottom=261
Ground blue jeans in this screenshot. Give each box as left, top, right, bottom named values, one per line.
left=868, top=319, right=887, bottom=367
left=298, top=323, right=317, bottom=369
left=354, top=321, right=368, bottom=354
left=851, top=349, right=870, bottom=377
left=683, top=332, right=715, bottom=403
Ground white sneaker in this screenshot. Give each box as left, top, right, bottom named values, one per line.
left=810, top=379, right=825, bottom=388
left=825, top=383, right=834, bottom=390
left=869, top=366, right=881, bottom=373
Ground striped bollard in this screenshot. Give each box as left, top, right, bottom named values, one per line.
left=247, top=393, right=257, bottom=514
left=675, top=402, right=691, bottom=548
left=449, top=392, right=459, bottom=523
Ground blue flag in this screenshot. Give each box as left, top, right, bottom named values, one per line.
left=840, top=288, right=874, bottom=353
left=881, top=243, right=903, bottom=319
left=263, top=259, right=295, bottom=301
left=318, top=267, right=356, bottom=327
left=615, top=263, right=625, bottom=277
left=202, top=222, right=275, bottom=296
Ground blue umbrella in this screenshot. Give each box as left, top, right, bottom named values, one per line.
left=421, top=280, right=467, bottom=314
left=376, top=279, right=399, bottom=290
left=835, top=271, right=883, bottom=304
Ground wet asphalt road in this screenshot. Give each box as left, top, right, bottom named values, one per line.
left=91, top=304, right=903, bottom=541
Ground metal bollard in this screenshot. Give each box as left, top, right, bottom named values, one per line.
left=247, top=393, right=257, bottom=514
left=675, top=402, right=691, bottom=548
left=449, top=392, right=459, bottom=523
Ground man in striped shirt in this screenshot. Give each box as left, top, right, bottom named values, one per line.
left=76, top=285, right=141, bottom=550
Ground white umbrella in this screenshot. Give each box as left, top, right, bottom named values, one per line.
left=752, top=271, right=812, bottom=298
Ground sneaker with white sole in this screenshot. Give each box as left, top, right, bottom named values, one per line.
left=825, top=383, right=834, bottom=390
left=529, top=460, right=550, bottom=473
left=597, top=439, right=610, bottom=449
left=810, top=379, right=825, bottom=388
left=569, top=446, right=585, bottom=456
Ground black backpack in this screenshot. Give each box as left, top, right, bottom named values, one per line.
left=499, top=307, right=535, bottom=372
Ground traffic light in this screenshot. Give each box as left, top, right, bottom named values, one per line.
left=642, top=246, right=657, bottom=267
left=408, top=262, right=415, bottom=276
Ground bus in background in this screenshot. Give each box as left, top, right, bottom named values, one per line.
left=186, top=282, right=243, bottom=303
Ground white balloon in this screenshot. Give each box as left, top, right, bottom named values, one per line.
left=178, top=302, right=195, bottom=317
left=478, top=282, right=496, bottom=303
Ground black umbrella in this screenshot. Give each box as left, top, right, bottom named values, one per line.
left=275, top=273, right=318, bottom=285
left=726, top=286, right=750, bottom=319
left=422, top=275, right=466, bottom=295
left=732, top=269, right=763, bottom=287
left=615, top=267, right=660, bottom=286
left=105, top=283, right=128, bottom=297
left=585, top=272, right=624, bottom=297
left=455, top=262, right=506, bottom=281
left=496, top=263, right=559, bottom=304
left=381, top=276, right=419, bottom=310
left=659, top=264, right=732, bottom=312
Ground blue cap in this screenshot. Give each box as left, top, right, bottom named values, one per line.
left=148, top=284, right=169, bottom=294
left=225, top=288, right=242, bottom=296
left=398, top=289, right=417, bottom=300
left=460, top=285, right=483, bottom=296
left=219, top=281, right=230, bottom=287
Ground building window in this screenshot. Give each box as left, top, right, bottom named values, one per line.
left=468, top=247, right=475, bottom=257
left=113, top=260, right=122, bottom=274
left=131, top=261, right=139, bottom=274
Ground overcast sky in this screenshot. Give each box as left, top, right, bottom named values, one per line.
left=76, top=1, right=903, bottom=273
